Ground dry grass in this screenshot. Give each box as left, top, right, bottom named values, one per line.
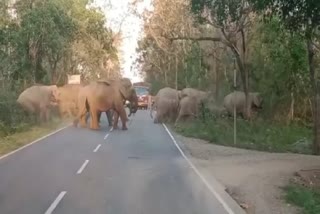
left=0, top=119, right=70, bottom=156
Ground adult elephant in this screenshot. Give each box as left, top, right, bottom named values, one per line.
left=180, top=87, right=209, bottom=101
left=55, top=83, right=83, bottom=118
left=223, top=91, right=263, bottom=118
left=175, top=87, right=211, bottom=124
left=74, top=78, right=138, bottom=130
left=96, top=110, right=113, bottom=126
left=16, top=84, right=58, bottom=122
left=150, top=87, right=180, bottom=123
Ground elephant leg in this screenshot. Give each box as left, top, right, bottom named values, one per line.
left=118, top=107, right=128, bottom=130
left=45, top=108, right=50, bottom=122
left=97, top=111, right=102, bottom=123
left=106, top=111, right=113, bottom=126
left=89, top=109, right=99, bottom=130
left=112, top=111, right=119, bottom=130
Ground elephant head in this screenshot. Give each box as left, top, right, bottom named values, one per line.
left=250, top=92, right=263, bottom=109
left=46, top=85, right=59, bottom=106
left=112, top=78, right=138, bottom=117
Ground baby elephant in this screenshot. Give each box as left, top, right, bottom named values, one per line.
left=223, top=91, right=263, bottom=118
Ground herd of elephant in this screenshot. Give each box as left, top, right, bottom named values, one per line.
left=16, top=78, right=139, bottom=131
left=150, top=87, right=263, bottom=125
left=15, top=78, right=263, bottom=132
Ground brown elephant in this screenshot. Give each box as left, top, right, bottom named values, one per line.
left=55, top=84, right=83, bottom=118
left=150, top=87, right=180, bottom=123
left=73, top=78, right=138, bottom=130
left=17, top=84, right=58, bottom=122
left=223, top=91, right=263, bottom=118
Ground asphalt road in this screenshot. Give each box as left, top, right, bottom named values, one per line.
left=0, top=111, right=237, bottom=214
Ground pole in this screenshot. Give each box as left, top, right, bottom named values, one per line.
left=233, top=57, right=237, bottom=145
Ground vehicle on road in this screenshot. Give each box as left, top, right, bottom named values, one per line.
left=133, top=85, right=150, bottom=110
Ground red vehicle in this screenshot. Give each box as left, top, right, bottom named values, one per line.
left=133, top=83, right=150, bottom=109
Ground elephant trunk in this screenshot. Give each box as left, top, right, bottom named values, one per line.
left=128, top=100, right=138, bottom=117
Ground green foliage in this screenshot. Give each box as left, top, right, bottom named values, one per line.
left=183, top=43, right=208, bottom=89
left=0, top=0, right=118, bottom=137
left=250, top=0, right=320, bottom=37
left=285, top=184, right=320, bottom=214
left=251, top=18, right=310, bottom=120
left=175, top=117, right=312, bottom=154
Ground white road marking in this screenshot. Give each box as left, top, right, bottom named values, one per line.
left=104, top=127, right=113, bottom=140
left=0, top=124, right=71, bottom=161
left=162, top=124, right=235, bottom=214
left=93, top=144, right=101, bottom=153
left=77, top=160, right=89, bottom=174
left=104, top=133, right=110, bottom=140
left=44, top=191, right=67, bottom=214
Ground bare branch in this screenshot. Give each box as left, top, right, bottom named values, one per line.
left=168, top=36, right=222, bottom=42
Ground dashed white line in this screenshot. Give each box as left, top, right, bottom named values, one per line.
left=104, top=133, right=110, bottom=140
left=44, top=191, right=67, bottom=214
left=76, top=160, right=89, bottom=174
left=93, top=144, right=101, bottom=153
left=104, top=127, right=113, bottom=140
left=162, top=123, right=236, bottom=214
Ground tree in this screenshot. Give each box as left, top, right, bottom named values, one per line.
left=168, top=0, right=256, bottom=119
left=250, top=0, right=320, bottom=154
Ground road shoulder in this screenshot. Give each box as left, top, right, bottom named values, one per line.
left=171, top=129, right=320, bottom=214
left=164, top=125, right=246, bottom=214
left=0, top=119, right=71, bottom=159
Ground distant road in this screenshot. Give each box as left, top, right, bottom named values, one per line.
left=0, top=111, right=240, bottom=214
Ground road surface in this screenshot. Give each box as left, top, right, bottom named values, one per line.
left=0, top=111, right=239, bottom=214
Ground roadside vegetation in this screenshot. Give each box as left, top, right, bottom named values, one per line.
left=135, top=0, right=320, bottom=155
left=0, top=118, right=66, bottom=156
left=285, top=184, right=320, bottom=214
left=175, top=118, right=313, bottom=154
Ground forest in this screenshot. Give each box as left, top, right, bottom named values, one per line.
left=0, top=0, right=120, bottom=137
left=135, top=0, right=320, bottom=155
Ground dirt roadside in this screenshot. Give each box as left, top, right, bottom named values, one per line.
left=175, top=134, right=320, bottom=214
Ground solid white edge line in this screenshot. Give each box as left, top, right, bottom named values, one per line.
left=0, top=124, right=71, bottom=161
left=44, top=191, right=67, bottom=214
left=93, top=144, right=101, bottom=153
left=77, top=160, right=89, bottom=174
left=162, top=123, right=235, bottom=214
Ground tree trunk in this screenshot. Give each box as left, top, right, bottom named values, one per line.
left=308, top=38, right=320, bottom=155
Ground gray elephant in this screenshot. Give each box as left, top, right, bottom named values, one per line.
left=175, top=96, right=199, bottom=124
left=17, top=84, right=58, bottom=122
left=150, top=87, right=180, bottom=123
left=223, top=91, right=263, bottom=118
left=180, top=87, right=209, bottom=102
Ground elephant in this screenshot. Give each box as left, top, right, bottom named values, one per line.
left=16, top=84, right=58, bottom=122
left=180, top=87, right=209, bottom=102
left=55, top=84, right=83, bottom=118
left=175, top=96, right=199, bottom=124
left=223, top=91, right=263, bottom=118
left=73, top=78, right=138, bottom=130
left=150, top=87, right=180, bottom=123
left=96, top=110, right=114, bottom=126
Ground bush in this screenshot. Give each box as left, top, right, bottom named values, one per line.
left=0, top=91, right=36, bottom=136
left=175, top=116, right=312, bottom=154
